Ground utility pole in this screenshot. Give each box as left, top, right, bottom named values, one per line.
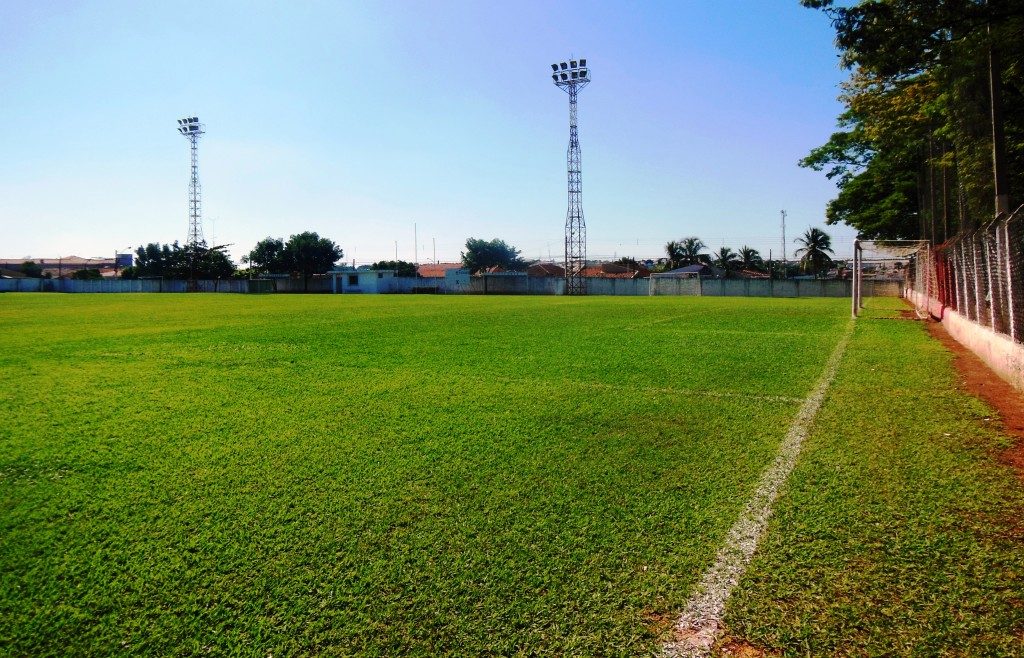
left=780, top=210, right=787, bottom=279
left=414, top=223, right=418, bottom=264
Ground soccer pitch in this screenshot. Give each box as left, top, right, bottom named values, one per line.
left=2, top=294, right=1022, bottom=656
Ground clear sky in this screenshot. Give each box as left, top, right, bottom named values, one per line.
left=0, top=0, right=856, bottom=265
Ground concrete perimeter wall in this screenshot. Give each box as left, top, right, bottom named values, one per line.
left=907, top=289, right=1024, bottom=392
left=1, top=275, right=901, bottom=298
left=0, top=278, right=274, bottom=293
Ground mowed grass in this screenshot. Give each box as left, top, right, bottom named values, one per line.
left=725, top=297, right=1024, bottom=655
left=0, top=293, right=848, bottom=656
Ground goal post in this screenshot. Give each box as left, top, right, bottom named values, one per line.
left=851, top=240, right=930, bottom=318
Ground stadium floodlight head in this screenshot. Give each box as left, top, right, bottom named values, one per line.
left=548, top=56, right=591, bottom=296
left=177, top=115, right=204, bottom=137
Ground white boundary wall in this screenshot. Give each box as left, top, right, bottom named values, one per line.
left=908, top=289, right=1024, bottom=391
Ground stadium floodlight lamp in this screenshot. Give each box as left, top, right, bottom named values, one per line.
left=579, top=58, right=586, bottom=67
left=177, top=116, right=203, bottom=136
left=569, top=59, right=577, bottom=68
left=552, top=74, right=559, bottom=81
left=571, top=71, right=578, bottom=79
left=560, top=62, right=568, bottom=70
left=551, top=63, right=558, bottom=71
left=560, top=72, right=568, bottom=81
left=579, top=69, right=587, bottom=78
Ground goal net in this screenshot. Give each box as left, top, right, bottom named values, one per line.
left=851, top=240, right=930, bottom=318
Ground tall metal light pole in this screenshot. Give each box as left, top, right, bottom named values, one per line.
left=780, top=209, right=787, bottom=279
left=551, top=57, right=591, bottom=295
left=177, top=117, right=205, bottom=248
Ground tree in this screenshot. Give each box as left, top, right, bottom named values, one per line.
left=126, top=241, right=236, bottom=280
left=794, top=227, right=835, bottom=277
left=284, top=232, right=343, bottom=291
left=800, top=0, right=1024, bottom=240
left=243, top=237, right=288, bottom=275
left=370, top=260, right=419, bottom=277
left=713, top=247, right=740, bottom=270
left=71, top=268, right=103, bottom=280
left=461, top=238, right=526, bottom=273
left=678, top=237, right=709, bottom=266
left=20, top=261, right=43, bottom=278
left=738, top=246, right=763, bottom=270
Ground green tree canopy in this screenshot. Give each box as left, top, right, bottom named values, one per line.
left=665, top=237, right=708, bottom=269
left=20, top=261, right=43, bottom=278
left=71, top=268, right=103, bottom=280
left=370, top=260, right=419, bottom=277
left=800, top=0, right=1024, bottom=240
left=284, top=232, right=344, bottom=291
left=794, top=227, right=835, bottom=277
left=125, top=242, right=235, bottom=280
left=243, top=237, right=288, bottom=275
left=738, top=246, right=764, bottom=270
left=713, top=247, right=740, bottom=270
left=460, top=238, right=526, bottom=273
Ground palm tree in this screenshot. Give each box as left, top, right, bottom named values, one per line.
left=665, top=240, right=684, bottom=269
left=679, top=237, right=707, bottom=266
left=794, top=228, right=835, bottom=277
left=713, top=246, right=739, bottom=270
left=738, top=245, right=763, bottom=270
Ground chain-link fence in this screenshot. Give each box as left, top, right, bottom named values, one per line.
left=913, top=206, right=1023, bottom=344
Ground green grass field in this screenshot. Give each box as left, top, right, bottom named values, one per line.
left=1, top=294, right=1021, bottom=656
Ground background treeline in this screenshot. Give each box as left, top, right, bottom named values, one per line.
left=800, top=0, right=1023, bottom=241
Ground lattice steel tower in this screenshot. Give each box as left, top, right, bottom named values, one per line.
left=550, top=58, right=590, bottom=295
left=177, top=116, right=205, bottom=247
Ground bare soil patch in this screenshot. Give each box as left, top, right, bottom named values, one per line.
left=715, top=637, right=780, bottom=657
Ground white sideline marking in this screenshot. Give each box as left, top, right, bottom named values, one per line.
left=662, top=321, right=855, bottom=658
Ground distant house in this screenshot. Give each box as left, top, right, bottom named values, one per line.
left=737, top=269, right=769, bottom=279
left=666, top=264, right=715, bottom=277
left=417, top=262, right=463, bottom=278
left=581, top=263, right=651, bottom=279
left=329, top=268, right=396, bottom=293
left=527, top=262, right=565, bottom=277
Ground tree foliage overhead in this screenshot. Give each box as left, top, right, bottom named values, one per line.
left=461, top=238, right=526, bottom=273
left=800, top=0, right=1024, bottom=241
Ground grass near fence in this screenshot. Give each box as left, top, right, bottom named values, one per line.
left=724, top=298, right=1024, bottom=655
left=1, top=294, right=1021, bottom=655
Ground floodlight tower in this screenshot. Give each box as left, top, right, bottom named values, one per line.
left=551, top=58, right=591, bottom=295
left=177, top=116, right=205, bottom=248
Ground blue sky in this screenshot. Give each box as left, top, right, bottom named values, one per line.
left=0, top=1, right=855, bottom=265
